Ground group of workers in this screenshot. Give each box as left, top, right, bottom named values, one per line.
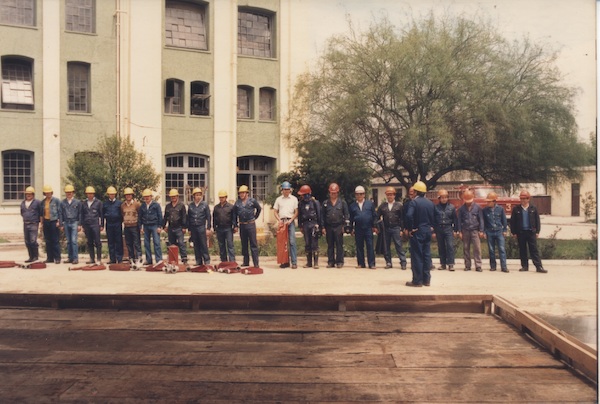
left=20, top=180, right=547, bottom=285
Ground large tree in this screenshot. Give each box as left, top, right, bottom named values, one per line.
left=65, top=135, right=160, bottom=200
left=289, top=15, right=585, bottom=191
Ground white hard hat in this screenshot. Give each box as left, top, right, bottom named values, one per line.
left=354, top=185, right=366, bottom=194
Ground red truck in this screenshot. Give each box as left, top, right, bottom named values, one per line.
left=426, top=185, right=519, bottom=217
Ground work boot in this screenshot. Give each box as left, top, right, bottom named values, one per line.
left=32, top=248, right=39, bottom=262
left=303, top=254, right=312, bottom=268
left=313, top=253, right=319, bottom=269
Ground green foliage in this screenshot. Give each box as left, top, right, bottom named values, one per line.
left=65, top=135, right=160, bottom=200
left=290, top=14, right=585, bottom=192
left=581, top=191, right=596, bottom=223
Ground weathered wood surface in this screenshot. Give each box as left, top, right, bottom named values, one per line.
left=0, top=308, right=595, bottom=402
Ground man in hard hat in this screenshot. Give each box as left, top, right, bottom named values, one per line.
left=40, top=185, right=61, bottom=264
left=456, top=189, right=484, bottom=272
left=80, top=186, right=103, bottom=264
left=349, top=185, right=378, bottom=269
left=273, top=181, right=299, bottom=268
left=405, top=181, right=435, bottom=286
left=510, top=190, right=547, bottom=273
left=483, top=192, right=509, bottom=273
left=433, top=189, right=457, bottom=271
left=59, top=184, right=81, bottom=264
left=297, top=185, right=321, bottom=268
left=188, top=187, right=211, bottom=266
left=121, top=187, right=141, bottom=263
left=213, top=189, right=236, bottom=262
left=377, top=186, right=407, bottom=270
left=233, top=185, right=261, bottom=267
left=163, top=188, right=188, bottom=263
left=321, top=183, right=349, bottom=268
left=103, top=186, right=123, bottom=264
left=20, top=186, right=41, bottom=263
left=139, top=189, right=163, bottom=265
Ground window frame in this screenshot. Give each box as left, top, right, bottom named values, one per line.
left=67, top=61, right=91, bottom=113
left=165, top=78, right=184, bottom=115
left=190, top=80, right=210, bottom=116
left=65, top=0, right=96, bottom=34
left=237, top=85, right=253, bottom=119
left=2, top=149, right=33, bottom=202
left=0, top=0, right=36, bottom=27
left=1, top=56, right=34, bottom=110
left=259, top=87, right=276, bottom=121
left=237, top=8, right=275, bottom=58
left=165, top=0, right=208, bottom=51
left=236, top=156, right=273, bottom=202
left=165, top=153, right=209, bottom=204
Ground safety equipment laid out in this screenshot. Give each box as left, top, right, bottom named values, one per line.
left=413, top=181, right=427, bottom=193
left=106, top=186, right=117, bottom=195
left=142, top=189, right=153, bottom=197
left=462, top=190, right=475, bottom=203
left=188, top=264, right=214, bottom=273
left=385, top=186, right=396, bottom=195
left=25, top=186, right=35, bottom=194
left=64, top=184, right=75, bottom=193
left=354, top=185, right=366, bottom=194
left=438, top=189, right=449, bottom=198
left=0, top=261, right=17, bottom=268
left=519, top=190, right=531, bottom=198
left=145, top=261, right=165, bottom=272
left=123, top=187, right=134, bottom=195
left=85, top=186, right=95, bottom=194
left=281, top=181, right=292, bottom=189
left=68, top=264, right=106, bottom=271
left=21, top=262, right=47, bottom=269
left=242, top=267, right=263, bottom=275
left=168, top=189, right=179, bottom=197
left=192, top=187, right=203, bottom=195
left=328, top=183, right=340, bottom=193
left=164, top=245, right=187, bottom=274
left=486, top=192, right=498, bottom=202
left=238, top=185, right=249, bottom=193
left=218, top=189, right=228, bottom=197
left=109, top=263, right=132, bottom=271
left=43, top=185, right=53, bottom=193
left=298, top=185, right=312, bottom=195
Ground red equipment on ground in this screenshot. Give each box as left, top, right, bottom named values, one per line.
left=276, top=222, right=289, bottom=266
left=242, top=267, right=264, bottom=275
left=68, top=264, right=106, bottom=271
left=0, top=261, right=18, bottom=268
left=109, top=263, right=132, bottom=271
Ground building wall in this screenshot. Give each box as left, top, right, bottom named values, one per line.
left=547, top=166, right=597, bottom=218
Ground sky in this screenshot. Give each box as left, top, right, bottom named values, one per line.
left=296, top=0, right=596, bottom=143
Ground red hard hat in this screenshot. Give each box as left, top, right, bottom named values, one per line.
left=328, top=183, right=340, bottom=193
left=298, top=185, right=312, bottom=195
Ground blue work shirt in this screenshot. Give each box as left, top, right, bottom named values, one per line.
left=483, top=204, right=507, bottom=232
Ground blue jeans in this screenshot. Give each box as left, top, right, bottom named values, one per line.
left=486, top=230, right=507, bottom=270
left=190, top=225, right=210, bottom=264
left=409, top=231, right=432, bottom=285
left=435, top=226, right=455, bottom=266
left=288, top=222, right=297, bottom=265
left=64, top=221, right=79, bottom=261
left=143, top=225, right=162, bottom=263
left=106, top=222, right=123, bottom=262
left=216, top=227, right=236, bottom=262
left=355, top=227, right=375, bottom=267
left=240, top=223, right=259, bottom=267
left=383, top=226, right=406, bottom=267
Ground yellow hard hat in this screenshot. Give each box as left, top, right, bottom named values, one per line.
left=384, top=186, right=396, bottom=195
left=106, top=186, right=117, bottom=195
left=142, top=189, right=153, bottom=197
left=218, top=189, right=228, bottom=197
left=238, top=185, right=249, bottom=193
left=192, top=187, right=203, bottom=195
left=85, top=186, right=95, bottom=194
left=123, top=187, right=134, bottom=195
left=168, top=188, right=179, bottom=197
left=25, top=186, right=35, bottom=194
left=64, top=184, right=75, bottom=193
left=413, top=181, right=427, bottom=193
left=42, top=185, right=53, bottom=193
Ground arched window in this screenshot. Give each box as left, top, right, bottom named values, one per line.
left=236, top=156, right=273, bottom=201
left=165, top=153, right=209, bottom=204
left=2, top=150, right=33, bottom=201
left=237, top=85, right=253, bottom=119
left=1, top=56, right=34, bottom=110
left=190, top=81, right=209, bottom=116
left=165, top=78, right=184, bottom=114
left=259, top=87, right=275, bottom=121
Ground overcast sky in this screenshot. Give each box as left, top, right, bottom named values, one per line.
left=296, top=0, right=596, bottom=142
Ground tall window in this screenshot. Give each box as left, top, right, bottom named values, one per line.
left=0, top=0, right=35, bottom=26
left=259, top=87, right=275, bottom=121
left=165, top=79, right=184, bottom=114
left=2, top=150, right=32, bottom=201
left=237, top=156, right=273, bottom=201
left=67, top=62, right=90, bottom=112
left=165, top=154, right=208, bottom=204
left=65, top=0, right=95, bottom=33
left=1, top=57, right=33, bottom=110
left=190, top=81, right=209, bottom=116
left=237, top=85, right=253, bottom=119
left=238, top=9, right=273, bottom=58
left=165, top=1, right=207, bottom=50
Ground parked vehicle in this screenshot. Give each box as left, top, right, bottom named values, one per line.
left=426, top=185, right=519, bottom=217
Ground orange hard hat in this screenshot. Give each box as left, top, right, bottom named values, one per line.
left=328, top=183, right=340, bottom=193
left=462, top=190, right=474, bottom=203
left=298, top=185, right=312, bottom=195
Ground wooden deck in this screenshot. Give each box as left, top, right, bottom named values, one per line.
left=0, top=306, right=596, bottom=402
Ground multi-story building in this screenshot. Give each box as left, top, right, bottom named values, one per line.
left=0, top=0, right=301, bottom=229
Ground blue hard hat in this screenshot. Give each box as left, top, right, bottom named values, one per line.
left=281, top=181, right=292, bottom=189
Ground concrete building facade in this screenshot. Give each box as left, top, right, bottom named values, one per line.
left=0, top=0, right=301, bottom=230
